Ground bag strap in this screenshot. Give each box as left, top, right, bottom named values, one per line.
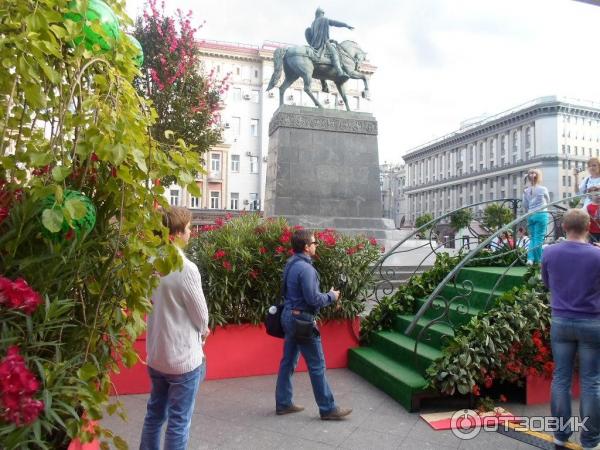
left=280, top=257, right=302, bottom=298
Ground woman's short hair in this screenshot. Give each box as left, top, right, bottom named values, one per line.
left=161, top=206, right=191, bottom=235
left=562, top=208, right=590, bottom=235
left=587, top=157, right=600, bottom=167
left=292, top=229, right=314, bottom=253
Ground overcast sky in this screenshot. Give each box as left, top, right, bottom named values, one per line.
left=125, top=0, right=600, bottom=164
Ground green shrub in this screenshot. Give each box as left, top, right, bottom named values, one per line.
left=188, top=214, right=383, bottom=327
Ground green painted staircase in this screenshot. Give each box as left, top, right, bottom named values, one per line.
left=348, top=266, right=528, bottom=411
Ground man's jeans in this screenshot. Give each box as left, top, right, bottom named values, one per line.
left=140, top=361, right=206, bottom=450
left=527, top=211, right=548, bottom=263
left=275, top=308, right=336, bottom=415
left=551, top=317, right=600, bottom=449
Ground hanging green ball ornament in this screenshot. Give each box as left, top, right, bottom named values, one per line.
left=127, top=34, right=144, bottom=67
left=65, top=0, right=120, bottom=52
left=41, top=190, right=96, bottom=241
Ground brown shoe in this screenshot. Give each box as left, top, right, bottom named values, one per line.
left=320, top=407, right=352, bottom=420
left=276, top=404, right=305, bottom=415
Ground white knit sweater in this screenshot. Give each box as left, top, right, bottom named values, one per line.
left=146, top=248, right=209, bottom=375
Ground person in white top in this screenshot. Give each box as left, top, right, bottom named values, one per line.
left=575, top=157, right=600, bottom=209
left=140, top=206, right=210, bottom=450
left=522, top=168, right=550, bottom=265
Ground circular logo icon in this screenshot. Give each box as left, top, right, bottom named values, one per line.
left=450, top=409, right=482, bottom=440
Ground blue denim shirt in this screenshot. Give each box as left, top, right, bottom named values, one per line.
left=283, top=253, right=334, bottom=314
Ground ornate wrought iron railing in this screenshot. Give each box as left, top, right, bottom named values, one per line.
left=402, top=195, right=586, bottom=362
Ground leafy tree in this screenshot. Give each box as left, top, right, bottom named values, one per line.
left=415, top=213, right=434, bottom=231
left=134, top=0, right=225, bottom=185
left=0, top=0, right=214, bottom=446
left=483, top=204, right=514, bottom=231
left=450, top=208, right=473, bottom=231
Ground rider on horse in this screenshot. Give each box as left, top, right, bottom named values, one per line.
left=305, top=8, right=354, bottom=79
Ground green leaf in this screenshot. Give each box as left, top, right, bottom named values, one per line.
left=23, top=82, right=47, bottom=108
left=28, top=152, right=53, bottom=167
left=164, top=130, right=174, bottom=139
left=52, top=165, right=71, bottom=182
left=187, top=182, right=201, bottom=197
left=113, top=436, right=128, bottom=450
left=131, top=148, right=147, bottom=173
left=77, top=362, right=98, bottom=382
left=111, top=144, right=127, bottom=166
left=42, top=208, right=64, bottom=233
left=64, top=198, right=87, bottom=220
left=54, top=185, right=63, bottom=204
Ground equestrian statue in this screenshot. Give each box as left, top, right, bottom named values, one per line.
left=266, top=8, right=370, bottom=112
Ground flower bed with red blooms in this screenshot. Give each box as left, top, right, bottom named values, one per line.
left=427, top=267, right=554, bottom=405
left=188, top=214, right=382, bottom=326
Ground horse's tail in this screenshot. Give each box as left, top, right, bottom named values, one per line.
left=266, top=47, right=286, bottom=91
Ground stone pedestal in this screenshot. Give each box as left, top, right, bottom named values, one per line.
left=265, top=105, right=397, bottom=238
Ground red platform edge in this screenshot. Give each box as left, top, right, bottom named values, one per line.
left=525, top=373, right=580, bottom=405
left=110, top=318, right=360, bottom=395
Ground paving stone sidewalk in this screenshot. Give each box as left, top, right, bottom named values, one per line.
left=103, top=368, right=576, bottom=449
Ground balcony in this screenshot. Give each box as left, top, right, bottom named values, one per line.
left=208, top=171, right=222, bottom=181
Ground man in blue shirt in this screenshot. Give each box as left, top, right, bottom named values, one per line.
left=275, top=229, right=352, bottom=420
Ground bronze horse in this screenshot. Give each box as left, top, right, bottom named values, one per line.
left=266, top=41, right=370, bottom=112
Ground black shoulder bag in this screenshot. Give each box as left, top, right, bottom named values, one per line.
left=264, top=258, right=300, bottom=338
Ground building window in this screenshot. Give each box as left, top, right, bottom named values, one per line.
left=251, top=90, right=260, bottom=103
left=249, top=156, right=258, bottom=173
left=230, top=192, right=239, bottom=210
left=562, top=175, right=566, bottom=187
left=249, top=193, right=259, bottom=210
left=210, top=153, right=221, bottom=173
left=233, top=88, right=241, bottom=101
left=236, top=67, right=240, bottom=76
left=210, top=191, right=220, bottom=209
left=232, top=117, right=241, bottom=136
left=231, top=154, right=240, bottom=172
left=250, top=119, right=259, bottom=137
left=190, top=196, right=200, bottom=208
left=169, top=189, right=179, bottom=206
left=526, top=127, right=532, bottom=148
left=254, top=69, right=258, bottom=78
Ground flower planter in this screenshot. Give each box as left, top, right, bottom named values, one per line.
left=525, top=373, right=580, bottom=405
left=111, top=318, right=359, bottom=395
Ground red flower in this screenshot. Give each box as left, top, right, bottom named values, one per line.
left=499, top=394, right=508, bottom=403
left=543, top=361, right=555, bottom=375
left=527, top=366, right=539, bottom=378
left=111, top=166, right=117, bottom=177
left=484, top=375, right=493, bottom=389
left=91, top=152, right=99, bottom=162
left=287, top=248, right=294, bottom=256
left=249, top=269, right=259, bottom=279
left=213, top=249, right=226, bottom=260
left=346, top=247, right=357, bottom=255
left=0, top=277, right=42, bottom=315
left=65, top=228, right=75, bottom=241
left=369, top=237, right=378, bottom=246
left=225, top=212, right=233, bottom=220
left=279, top=229, right=292, bottom=244
left=222, top=260, right=232, bottom=271
left=0, top=207, right=8, bottom=225
left=0, top=346, right=44, bottom=426
left=472, top=385, right=481, bottom=396
left=259, top=247, right=268, bottom=254
left=215, top=217, right=224, bottom=227
left=380, top=245, right=386, bottom=253
left=275, top=246, right=285, bottom=254
left=357, top=243, right=365, bottom=250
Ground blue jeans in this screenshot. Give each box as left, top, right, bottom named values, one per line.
left=140, top=361, right=206, bottom=450
left=527, top=211, right=548, bottom=263
left=275, top=308, right=336, bottom=415
left=551, top=317, right=600, bottom=448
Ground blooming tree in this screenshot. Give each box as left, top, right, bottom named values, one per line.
left=134, top=0, right=226, bottom=185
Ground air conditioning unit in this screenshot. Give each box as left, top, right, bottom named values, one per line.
left=337, top=99, right=344, bottom=105
left=224, top=122, right=231, bottom=129
left=243, top=200, right=249, bottom=205
left=245, top=151, right=253, bottom=157
left=243, top=93, right=251, bottom=100
left=287, top=95, right=294, bottom=100
left=324, top=98, right=330, bottom=104
left=267, top=91, right=275, bottom=98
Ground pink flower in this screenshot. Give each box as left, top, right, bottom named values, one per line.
left=275, top=246, right=285, bottom=254
left=369, top=237, right=378, bottom=246
left=213, top=249, right=226, bottom=260
left=259, top=247, right=267, bottom=254
left=0, top=277, right=42, bottom=315
left=222, top=260, right=232, bottom=271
